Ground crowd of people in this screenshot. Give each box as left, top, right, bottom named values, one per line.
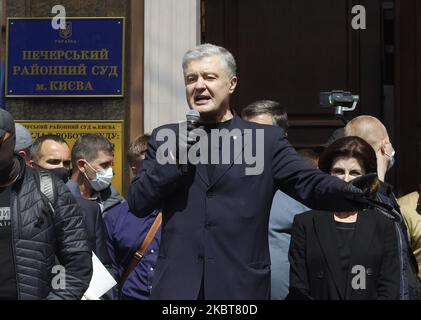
left=0, top=43, right=420, bottom=300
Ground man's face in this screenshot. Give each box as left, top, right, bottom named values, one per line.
left=184, top=55, right=237, bottom=117
left=2, top=132, right=10, bottom=140
left=1, top=132, right=10, bottom=144
left=36, top=140, right=71, bottom=169
left=243, top=113, right=273, bottom=126
left=82, top=150, right=114, bottom=180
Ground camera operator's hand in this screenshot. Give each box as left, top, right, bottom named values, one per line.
left=343, top=173, right=380, bottom=206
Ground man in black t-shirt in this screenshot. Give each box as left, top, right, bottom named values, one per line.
left=0, top=186, right=15, bottom=299
left=0, top=109, right=92, bottom=300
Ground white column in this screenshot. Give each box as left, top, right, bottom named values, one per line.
left=144, top=0, right=200, bottom=133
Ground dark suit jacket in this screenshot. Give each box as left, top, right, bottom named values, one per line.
left=128, top=113, right=360, bottom=300
left=66, top=180, right=111, bottom=267
left=288, top=209, right=400, bottom=300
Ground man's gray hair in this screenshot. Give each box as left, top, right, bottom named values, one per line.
left=182, top=43, right=237, bottom=78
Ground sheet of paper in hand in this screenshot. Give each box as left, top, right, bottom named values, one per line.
left=82, top=252, right=117, bottom=300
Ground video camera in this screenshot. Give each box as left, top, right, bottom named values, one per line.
left=320, top=90, right=359, bottom=123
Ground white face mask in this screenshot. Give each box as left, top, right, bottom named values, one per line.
left=84, top=161, right=113, bottom=191
left=386, top=150, right=396, bottom=171
left=384, top=142, right=396, bottom=171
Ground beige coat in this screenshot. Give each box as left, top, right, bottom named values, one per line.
left=398, top=191, right=421, bottom=277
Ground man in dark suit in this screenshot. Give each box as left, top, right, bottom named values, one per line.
left=128, top=43, right=375, bottom=300
left=241, top=100, right=311, bottom=300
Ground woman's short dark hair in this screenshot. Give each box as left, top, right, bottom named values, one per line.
left=318, top=136, right=377, bottom=175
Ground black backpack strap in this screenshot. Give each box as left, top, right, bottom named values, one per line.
left=34, top=169, right=57, bottom=214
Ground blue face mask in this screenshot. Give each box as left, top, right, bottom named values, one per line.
left=84, top=161, right=113, bottom=191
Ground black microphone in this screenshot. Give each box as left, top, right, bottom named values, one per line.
left=186, top=110, right=201, bottom=130
left=181, top=110, right=201, bottom=174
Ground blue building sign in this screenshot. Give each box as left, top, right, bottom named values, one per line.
left=6, top=18, right=124, bottom=97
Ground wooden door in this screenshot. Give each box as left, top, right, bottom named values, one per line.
left=202, top=0, right=383, bottom=149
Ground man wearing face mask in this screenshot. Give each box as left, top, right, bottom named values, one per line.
left=30, top=135, right=72, bottom=183
left=68, top=134, right=124, bottom=216
left=30, top=135, right=111, bottom=272
left=345, top=115, right=421, bottom=300
left=0, top=109, right=92, bottom=299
